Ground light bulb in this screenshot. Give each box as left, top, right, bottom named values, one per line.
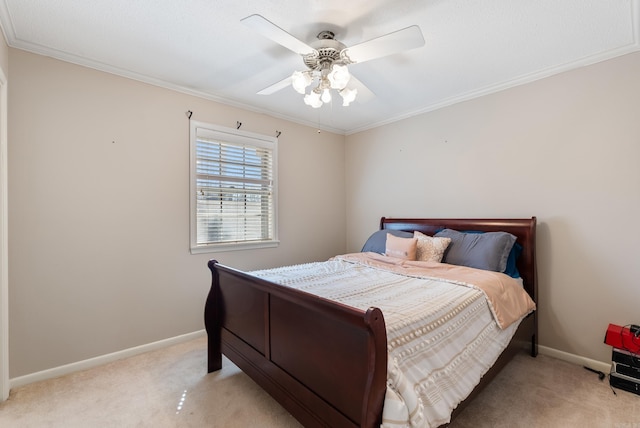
left=321, top=88, right=332, bottom=103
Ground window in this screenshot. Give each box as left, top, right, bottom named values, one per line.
left=190, top=121, right=278, bottom=253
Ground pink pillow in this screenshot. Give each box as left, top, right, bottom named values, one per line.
left=385, top=233, right=418, bottom=260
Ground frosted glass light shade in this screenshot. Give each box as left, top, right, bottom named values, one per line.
left=304, top=90, right=323, bottom=108
left=291, top=71, right=312, bottom=94
left=327, top=64, right=350, bottom=90
left=340, top=87, right=357, bottom=106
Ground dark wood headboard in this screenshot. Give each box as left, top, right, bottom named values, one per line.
left=379, top=217, right=537, bottom=306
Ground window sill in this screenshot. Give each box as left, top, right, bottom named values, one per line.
left=190, top=240, right=280, bottom=254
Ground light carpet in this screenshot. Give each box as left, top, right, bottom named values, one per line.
left=1, top=336, right=639, bottom=427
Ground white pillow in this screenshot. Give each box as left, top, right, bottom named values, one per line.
left=413, top=231, right=451, bottom=262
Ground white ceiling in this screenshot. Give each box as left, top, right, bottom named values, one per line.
left=0, top=0, right=638, bottom=134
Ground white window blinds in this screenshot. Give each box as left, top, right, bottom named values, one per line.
left=190, top=121, right=278, bottom=253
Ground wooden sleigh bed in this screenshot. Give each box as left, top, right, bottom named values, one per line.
left=204, top=217, right=538, bottom=427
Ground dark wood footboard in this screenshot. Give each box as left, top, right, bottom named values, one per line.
left=205, top=260, right=388, bottom=428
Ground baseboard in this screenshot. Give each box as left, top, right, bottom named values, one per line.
left=9, top=333, right=611, bottom=391
left=538, top=345, right=611, bottom=374
left=10, top=330, right=206, bottom=389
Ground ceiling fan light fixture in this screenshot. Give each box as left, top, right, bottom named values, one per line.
left=291, top=70, right=312, bottom=94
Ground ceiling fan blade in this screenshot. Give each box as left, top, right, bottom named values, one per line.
left=241, top=14, right=316, bottom=56
left=342, top=25, right=425, bottom=64
left=257, top=76, right=292, bottom=95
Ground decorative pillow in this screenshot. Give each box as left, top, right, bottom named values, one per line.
left=385, top=233, right=417, bottom=260
left=361, top=229, right=413, bottom=254
left=434, top=228, right=516, bottom=272
left=413, top=231, right=451, bottom=262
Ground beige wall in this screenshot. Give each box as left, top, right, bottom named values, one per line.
left=8, top=49, right=346, bottom=377
left=345, top=51, right=640, bottom=364
left=7, top=42, right=639, bottom=378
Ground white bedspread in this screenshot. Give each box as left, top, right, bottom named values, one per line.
left=250, top=254, right=535, bottom=428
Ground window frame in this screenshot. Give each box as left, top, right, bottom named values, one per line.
left=189, top=120, right=279, bottom=254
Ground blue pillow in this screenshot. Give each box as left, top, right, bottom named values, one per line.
left=451, top=230, right=522, bottom=278
left=503, top=242, right=522, bottom=278
left=435, top=229, right=516, bottom=273
left=361, top=229, right=413, bottom=254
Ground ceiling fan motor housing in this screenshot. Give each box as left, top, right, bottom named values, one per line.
left=303, top=37, right=347, bottom=69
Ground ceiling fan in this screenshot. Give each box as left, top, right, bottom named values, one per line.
left=241, top=14, right=425, bottom=108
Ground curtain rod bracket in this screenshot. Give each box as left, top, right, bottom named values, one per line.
left=275, top=130, right=281, bottom=138
left=236, top=121, right=242, bottom=129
